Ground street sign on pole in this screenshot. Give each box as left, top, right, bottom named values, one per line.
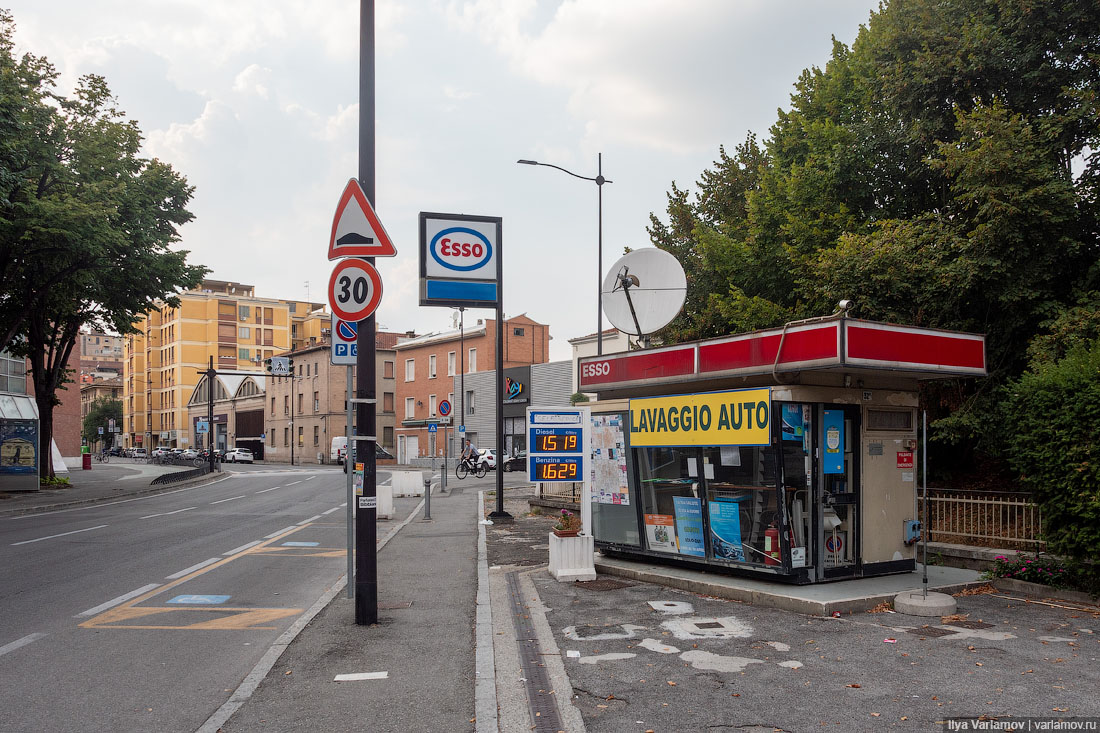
left=328, top=178, right=398, bottom=261
left=438, top=399, right=451, bottom=417
left=328, top=257, right=383, bottom=322
left=459, top=425, right=466, bottom=434
left=427, top=423, right=437, bottom=433
left=331, top=315, right=359, bottom=365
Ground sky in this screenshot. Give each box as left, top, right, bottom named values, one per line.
left=10, top=0, right=879, bottom=362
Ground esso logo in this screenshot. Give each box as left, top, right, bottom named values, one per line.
left=581, top=361, right=611, bottom=379
left=429, top=227, right=493, bottom=272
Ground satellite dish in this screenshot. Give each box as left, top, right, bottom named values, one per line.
left=601, top=248, right=687, bottom=337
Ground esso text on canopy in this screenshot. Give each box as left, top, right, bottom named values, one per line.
left=429, top=227, right=493, bottom=272
left=581, top=361, right=611, bottom=379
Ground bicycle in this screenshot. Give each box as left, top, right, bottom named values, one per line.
left=93, top=452, right=109, bottom=463
left=456, top=458, right=486, bottom=480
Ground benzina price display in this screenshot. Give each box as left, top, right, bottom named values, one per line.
left=531, top=457, right=581, bottom=481
left=530, top=427, right=581, bottom=453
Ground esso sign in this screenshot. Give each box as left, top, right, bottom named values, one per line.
left=429, top=227, right=493, bottom=272
left=581, top=361, right=611, bottom=379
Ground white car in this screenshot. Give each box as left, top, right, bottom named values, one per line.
left=180, top=448, right=198, bottom=459
left=477, top=448, right=497, bottom=470
left=152, top=447, right=170, bottom=458
left=224, top=448, right=254, bottom=464
left=131, top=448, right=147, bottom=459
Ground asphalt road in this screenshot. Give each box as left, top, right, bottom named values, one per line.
left=0, top=465, right=379, bottom=732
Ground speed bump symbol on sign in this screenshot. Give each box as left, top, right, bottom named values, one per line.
left=328, top=258, right=383, bottom=322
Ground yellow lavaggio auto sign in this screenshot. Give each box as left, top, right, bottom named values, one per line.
left=629, top=388, right=771, bottom=447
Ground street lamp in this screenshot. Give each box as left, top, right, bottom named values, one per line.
left=517, top=155, right=611, bottom=355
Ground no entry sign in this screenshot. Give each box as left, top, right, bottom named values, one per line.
left=328, top=258, right=383, bottom=322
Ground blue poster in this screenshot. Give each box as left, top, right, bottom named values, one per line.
left=672, top=496, right=706, bottom=557
left=823, top=409, right=845, bottom=474
left=708, top=497, right=745, bottom=561
left=0, top=419, right=38, bottom=474
left=781, top=404, right=804, bottom=442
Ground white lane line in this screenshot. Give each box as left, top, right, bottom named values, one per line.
left=11, top=524, right=109, bottom=546
left=141, top=506, right=196, bottom=520
left=297, top=515, right=322, bottom=525
left=264, top=526, right=298, bottom=539
left=256, top=486, right=282, bottom=494
left=223, top=540, right=262, bottom=555
left=334, top=672, right=388, bottom=681
left=304, top=476, right=316, bottom=481
left=321, top=507, right=341, bottom=515
left=166, top=558, right=221, bottom=579
left=339, top=502, right=347, bottom=507
left=0, top=633, right=47, bottom=657
left=285, top=481, right=302, bottom=486
left=6, top=474, right=233, bottom=520
left=210, top=495, right=246, bottom=505
left=75, top=583, right=161, bottom=617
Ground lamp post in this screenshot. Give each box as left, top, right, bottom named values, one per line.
left=517, top=155, right=611, bottom=355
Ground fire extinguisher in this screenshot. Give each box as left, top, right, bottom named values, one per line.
left=764, top=523, right=795, bottom=566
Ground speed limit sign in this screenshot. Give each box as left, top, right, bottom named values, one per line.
left=328, top=258, right=383, bottom=322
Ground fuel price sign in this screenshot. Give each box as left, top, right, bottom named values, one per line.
left=526, top=408, right=588, bottom=483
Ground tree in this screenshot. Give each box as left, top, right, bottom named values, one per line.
left=82, top=396, right=123, bottom=448
left=0, top=13, right=207, bottom=477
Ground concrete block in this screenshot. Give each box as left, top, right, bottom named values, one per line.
left=376, top=481, right=394, bottom=520
left=391, top=470, right=425, bottom=497
left=549, top=533, right=596, bottom=582
left=893, top=590, right=956, bottom=616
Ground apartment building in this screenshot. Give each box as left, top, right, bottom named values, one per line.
left=394, top=314, right=550, bottom=462
left=79, top=331, right=124, bottom=381
left=122, top=279, right=324, bottom=451
left=80, top=377, right=122, bottom=418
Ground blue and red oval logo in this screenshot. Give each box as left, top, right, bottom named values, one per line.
left=429, top=227, right=493, bottom=272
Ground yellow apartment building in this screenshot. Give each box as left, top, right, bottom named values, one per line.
left=123, top=279, right=325, bottom=451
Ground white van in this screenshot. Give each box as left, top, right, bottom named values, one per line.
left=331, top=437, right=347, bottom=464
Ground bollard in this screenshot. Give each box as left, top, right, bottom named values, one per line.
left=423, top=474, right=432, bottom=520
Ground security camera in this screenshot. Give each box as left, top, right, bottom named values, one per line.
left=836, top=299, right=853, bottom=312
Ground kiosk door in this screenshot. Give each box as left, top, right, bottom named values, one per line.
left=819, top=405, right=860, bottom=579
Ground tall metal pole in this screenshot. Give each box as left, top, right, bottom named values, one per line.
left=459, top=307, right=465, bottom=437
left=597, top=153, right=603, bottom=356
left=206, top=356, right=215, bottom=471
left=290, top=371, right=295, bottom=467
left=345, top=365, right=354, bottom=599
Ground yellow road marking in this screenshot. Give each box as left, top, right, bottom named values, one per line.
left=82, top=606, right=303, bottom=630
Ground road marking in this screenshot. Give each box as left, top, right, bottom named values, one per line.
left=282, top=542, right=320, bottom=547
left=168, top=594, right=231, bottom=605
left=265, top=526, right=298, bottom=539
left=286, top=481, right=302, bottom=486
left=5, top=475, right=233, bottom=519
left=12, top=524, right=109, bottom=545
left=297, top=515, right=322, bottom=525
left=223, top=540, right=262, bottom=555
left=166, top=558, right=221, bottom=579
left=321, top=507, right=341, bottom=515
left=256, top=486, right=282, bottom=494
left=76, top=583, right=162, bottom=617
left=334, top=672, right=388, bottom=681
left=304, top=476, right=316, bottom=481
left=141, top=507, right=196, bottom=520
left=210, top=495, right=246, bottom=505
left=0, top=633, right=47, bottom=657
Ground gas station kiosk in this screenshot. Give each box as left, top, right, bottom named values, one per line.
left=575, top=315, right=986, bottom=584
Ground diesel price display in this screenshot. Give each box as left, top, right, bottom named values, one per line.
left=530, top=427, right=581, bottom=453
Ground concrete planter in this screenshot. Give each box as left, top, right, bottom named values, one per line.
left=992, top=578, right=1098, bottom=606
left=548, top=532, right=596, bottom=582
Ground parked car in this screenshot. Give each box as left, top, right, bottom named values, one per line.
left=332, top=437, right=348, bottom=464
left=180, top=448, right=198, bottom=459
left=477, top=448, right=497, bottom=470
left=224, top=448, right=254, bottom=464
left=151, top=447, right=169, bottom=458
left=501, top=451, right=526, bottom=472
left=131, top=448, right=147, bottom=459
left=342, top=444, right=396, bottom=472
left=107, top=447, right=123, bottom=457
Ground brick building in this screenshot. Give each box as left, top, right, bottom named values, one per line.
left=394, top=314, right=550, bottom=463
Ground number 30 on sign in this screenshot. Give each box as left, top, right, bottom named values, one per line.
left=328, top=258, right=383, bottom=322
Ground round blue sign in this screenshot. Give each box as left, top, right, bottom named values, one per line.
left=438, top=399, right=451, bottom=416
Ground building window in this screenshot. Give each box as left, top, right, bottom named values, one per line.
left=298, top=393, right=303, bottom=413
left=284, top=395, right=289, bottom=414
left=305, top=363, right=310, bottom=376
left=466, top=390, right=475, bottom=415
left=429, top=394, right=437, bottom=417
left=239, top=327, right=250, bottom=338
left=514, top=327, right=524, bottom=336
left=405, top=359, right=415, bottom=382
left=384, top=361, right=394, bottom=379
left=298, top=426, right=304, bottom=446
left=271, top=397, right=275, bottom=414
left=405, top=397, right=415, bottom=419
left=383, top=426, right=394, bottom=447
left=313, top=391, right=319, bottom=412
left=284, top=427, right=289, bottom=446
left=383, top=392, right=394, bottom=412
left=313, top=426, right=319, bottom=446
left=468, top=348, right=476, bottom=373
left=447, top=351, right=455, bottom=376
left=429, top=355, right=436, bottom=379
left=239, top=348, right=250, bottom=360
left=289, top=303, right=297, bottom=313
left=239, top=305, right=250, bottom=320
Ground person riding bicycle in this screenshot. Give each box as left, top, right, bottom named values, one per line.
left=460, top=439, right=478, bottom=470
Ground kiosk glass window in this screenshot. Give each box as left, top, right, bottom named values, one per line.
left=638, top=447, right=706, bottom=557
left=701, top=445, right=779, bottom=566
left=589, top=413, right=639, bottom=546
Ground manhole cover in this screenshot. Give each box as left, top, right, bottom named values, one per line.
left=378, top=602, right=412, bottom=610
left=907, top=626, right=952, bottom=637
left=695, top=622, right=725, bottom=629
left=945, top=619, right=994, bottom=630
left=576, top=578, right=633, bottom=592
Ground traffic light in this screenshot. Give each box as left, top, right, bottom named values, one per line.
left=263, top=357, right=272, bottom=373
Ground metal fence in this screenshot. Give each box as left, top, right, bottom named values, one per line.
left=538, top=482, right=582, bottom=505
left=919, top=489, right=1043, bottom=551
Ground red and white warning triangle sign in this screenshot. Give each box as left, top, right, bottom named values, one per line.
left=327, top=178, right=397, bottom=260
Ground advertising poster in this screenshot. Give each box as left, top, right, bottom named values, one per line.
left=672, top=496, right=706, bottom=557
left=0, top=419, right=37, bottom=474
left=707, top=498, right=745, bottom=561
left=644, top=514, right=678, bottom=553
left=781, top=404, right=804, bottom=442
left=590, top=414, right=629, bottom=505
left=823, top=410, right=845, bottom=474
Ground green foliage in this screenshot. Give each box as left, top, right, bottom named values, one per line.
left=985, top=553, right=1071, bottom=590
left=39, top=475, right=70, bottom=487
left=569, top=392, right=590, bottom=405
left=82, top=397, right=123, bottom=445
left=1002, top=340, right=1100, bottom=589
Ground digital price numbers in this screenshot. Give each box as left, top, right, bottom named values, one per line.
left=531, top=428, right=581, bottom=453
left=531, top=456, right=581, bottom=481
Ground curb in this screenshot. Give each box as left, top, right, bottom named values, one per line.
left=992, top=578, right=1099, bottom=607
left=0, top=470, right=228, bottom=518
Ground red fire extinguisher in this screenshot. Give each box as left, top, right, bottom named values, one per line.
left=764, top=523, right=795, bottom=566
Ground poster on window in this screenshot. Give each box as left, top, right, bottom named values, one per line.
left=0, top=419, right=37, bottom=474
left=781, top=404, right=804, bottom=442
left=672, top=496, right=706, bottom=557
left=644, top=514, right=678, bottom=553
left=708, top=497, right=745, bottom=561
left=590, top=414, right=629, bottom=505
left=823, top=410, right=845, bottom=474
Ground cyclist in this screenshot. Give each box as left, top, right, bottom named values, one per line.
left=460, top=439, right=478, bottom=471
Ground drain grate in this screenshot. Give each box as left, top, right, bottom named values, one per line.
left=695, top=622, right=725, bottom=629
left=945, top=619, right=994, bottom=630
left=506, top=572, right=564, bottom=732
left=576, top=578, right=632, bottom=592
left=907, top=626, right=952, bottom=637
